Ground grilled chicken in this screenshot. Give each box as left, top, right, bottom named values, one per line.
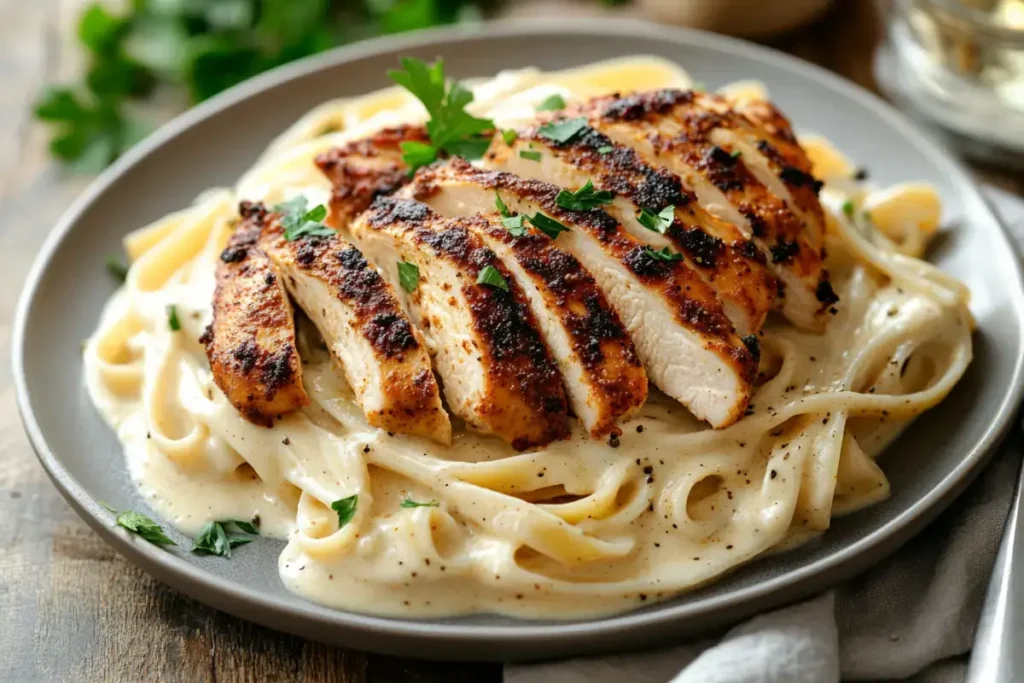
left=405, top=160, right=648, bottom=437
left=257, top=204, right=451, bottom=444
left=406, top=162, right=758, bottom=428
left=487, top=126, right=777, bottom=336
left=568, top=89, right=837, bottom=331
left=201, top=202, right=309, bottom=426
left=350, top=196, right=571, bottom=449
left=315, top=124, right=426, bottom=229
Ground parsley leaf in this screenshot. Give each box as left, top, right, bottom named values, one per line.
left=536, top=94, right=566, bottom=112
left=538, top=117, right=588, bottom=144
left=730, top=150, right=742, bottom=158
left=519, top=150, right=542, bottom=162
left=643, top=246, right=685, bottom=262
left=115, top=510, right=176, bottom=546
left=191, top=520, right=257, bottom=558
left=274, top=196, right=335, bottom=241
left=496, top=191, right=527, bottom=235
left=388, top=57, right=494, bottom=172
left=106, top=255, right=129, bottom=281
left=527, top=213, right=571, bottom=240
left=399, top=140, right=438, bottom=170
left=224, top=519, right=260, bottom=535
left=555, top=180, right=614, bottom=211
left=842, top=200, right=855, bottom=220
left=597, top=145, right=614, bottom=154
left=167, top=304, right=181, bottom=331
left=398, top=261, right=420, bottom=293
left=502, top=129, right=518, bottom=145
left=400, top=498, right=440, bottom=508
left=477, top=265, right=509, bottom=291
left=331, top=494, right=358, bottom=529
left=637, top=205, right=676, bottom=234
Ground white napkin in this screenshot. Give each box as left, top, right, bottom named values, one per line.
left=505, top=187, right=1024, bottom=683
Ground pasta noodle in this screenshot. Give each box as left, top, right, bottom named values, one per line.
left=84, top=56, right=972, bottom=618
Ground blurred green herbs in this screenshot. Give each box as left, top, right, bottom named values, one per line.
left=34, top=0, right=488, bottom=172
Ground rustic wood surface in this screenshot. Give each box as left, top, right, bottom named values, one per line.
left=2, top=1, right=1022, bottom=681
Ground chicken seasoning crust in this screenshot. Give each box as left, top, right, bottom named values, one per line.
left=85, top=56, right=973, bottom=621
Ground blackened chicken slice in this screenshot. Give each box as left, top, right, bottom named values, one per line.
left=406, top=163, right=757, bottom=429
left=202, top=202, right=309, bottom=426
left=257, top=204, right=451, bottom=444
left=314, top=124, right=427, bottom=229
left=405, top=160, right=648, bottom=438
left=351, top=197, right=571, bottom=449
left=573, top=90, right=836, bottom=331
left=487, top=126, right=777, bottom=336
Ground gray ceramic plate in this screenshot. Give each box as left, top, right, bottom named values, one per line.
left=14, top=19, right=1024, bottom=662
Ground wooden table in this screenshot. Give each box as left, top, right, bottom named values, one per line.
left=2, top=1, right=1022, bottom=681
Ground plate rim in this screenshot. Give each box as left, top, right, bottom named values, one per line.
left=14, top=17, right=1024, bottom=658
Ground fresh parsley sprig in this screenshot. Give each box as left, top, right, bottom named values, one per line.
left=388, top=57, right=495, bottom=172
left=643, top=245, right=684, bottom=262
left=400, top=498, right=440, bottom=508
left=109, top=508, right=176, bottom=547
left=192, top=520, right=259, bottom=558
left=637, top=205, right=675, bottom=234
left=477, top=265, right=509, bottom=291
left=527, top=212, right=570, bottom=240
left=331, top=494, right=358, bottom=529
left=398, top=261, right=420, bottom=292
left=495, top=191, right=527, bottom=235
left=274, top=196, right=335, bottom=241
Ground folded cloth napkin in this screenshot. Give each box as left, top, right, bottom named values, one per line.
left=504, top=187, right=1024, bottom=683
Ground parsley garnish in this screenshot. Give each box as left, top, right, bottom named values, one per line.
left=495, top=191, right=528, bottom=235
left=114, top=510, right=176, bottom=546
left=388, top=57, right=494, bottom=172
left=331, top=495, right=358, bottom=529
left=538, top=117, right=588, bottom=144
left=191, top=520, right=258, bottom=558
left=842, top=200, right=855, bottom=220
left=400, top=498, right=440, bottom=508
left=398, top=261, right=420, bottom=293
left=477, top=265, right=509, bottom=291
left=730, top=150, right=742, bottom=158
left=527, top=213, right=571, bottom=240
left=597, top=145, right=614, bottom=154
left=556, top=180, right=614, bottom=211
left=519, top=150, right=542, bottom=162
left=167, top=304, right=181, bottom=331
left=537, top=94, right=566, bottom=112
left=274, top=196, right=335, bottom=241
left=502, top=129, right=518, bottom=145
left=106, top=255, right=129, bottom=281
left=398, top=140, right=437, bottom=170
left=643, top=246, right=685, bottom=262
left=637, top=205, right=675, bottom=234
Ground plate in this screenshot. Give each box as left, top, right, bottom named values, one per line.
left=14, top=19, right=1024, bottom=661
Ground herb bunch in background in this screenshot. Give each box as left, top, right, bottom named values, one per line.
left=34, top=0, right=490, bottom=173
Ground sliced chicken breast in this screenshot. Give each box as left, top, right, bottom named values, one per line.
left=405, top=160, right=648, bottom=437
left=406, top=162, right=757, bottom=428
left=201, top=202, right=309, bottom=426
left=257, top=203, right=451, bottom=444
left=487, top=127, right=777, bottom=336
left=315, top=124, right=426, bottom=229
left=351, top=196, right=571, bottom=450
left=571, top=90, right=837, bottom=331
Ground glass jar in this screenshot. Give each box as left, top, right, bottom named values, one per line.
left=877, top=0, right=1024, bottom=168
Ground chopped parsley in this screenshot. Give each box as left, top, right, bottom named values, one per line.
left=555, top=180, right=614, bottom=211
left=527, top=212, right=571, bottom=240
left=536, top=93, right=566, bottom=112
left=842, top=200, right=855, bottom=220
left=400, top=498, right=440, bottom=508
left=495, top=191, right=527, bottom=235
left=597, top=145, right=614, bottom=154
left=519, top=150, right=542, bottom=162
left=166, top=304, right=181, bottom=331
left=730, top=150, right=742, bottom=158
left=537, top=117, right=588, bottom=144
left=477, top=265, right=509, bottom=291
left=397, top=261, right=420, bottom=293
left=643, top=245, right=684, bottom=262
left=106, top=255, right=128, bottom=281
left=274, top=196, right=335, bottom=241
left=331, top=494, right=358, bottom=529
left=114, top=510, right=176, bottom=546
left=388, top=57, right=494, bottom=172
left=191, top=520, right=257, bottom=558
left=501, top=129, right=518, bottom=145
left=637, top=205, right=675, bottom=234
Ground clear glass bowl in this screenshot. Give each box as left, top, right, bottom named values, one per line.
left=876, top=0, right=1024, bottom=168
